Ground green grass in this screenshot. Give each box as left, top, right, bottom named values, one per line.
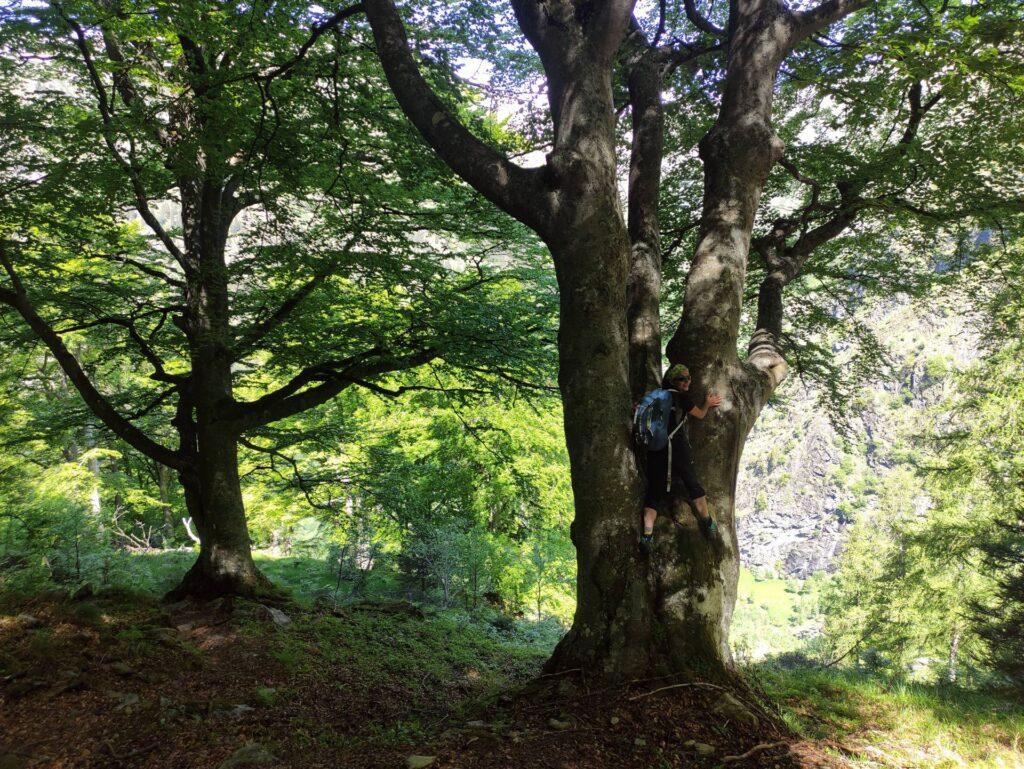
left=732, top=569, right=826, bottom=660
left=237, top=601, right=550, bottom=747
left=753, top=664, right=1024, bottom=769
left=32, top=548, right=391, bottom=604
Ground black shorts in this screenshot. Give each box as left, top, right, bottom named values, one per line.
left=643, top=439, right=706, bottom=509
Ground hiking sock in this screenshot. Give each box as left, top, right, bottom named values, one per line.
left=639, top=531, right=654, bottom=553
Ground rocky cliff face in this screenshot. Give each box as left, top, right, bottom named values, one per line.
left=735, top=300, right=973, bottom=578
left=736, top=410, right=848, bottom=578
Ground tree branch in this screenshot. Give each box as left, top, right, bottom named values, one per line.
left=746, top=76, right=939, bottom=358
left=259, top=3, right=366, bottom=82
left=57, top=310, right=186, bottom=384
left=230, top=347, right=438, bottom=431
left=91, top=252, right=185, bottom=288
left=58, top=6, right=188, bottom=271
left=232, top=235, right=360, bottom=359
left=624, top=44, right=666, bottom=397
left=584, top=0, right=638, bottom=61
left=683, top=0, right=725, bottom=38
left=124, top=386, right=177, bottom=421
left=363, top=0, right=551, bottom=234
left=0, top=244, right=184, bottom=469
left=789, top=0, right=873, bottom=45
left=96, top=20, right=173, bottom=149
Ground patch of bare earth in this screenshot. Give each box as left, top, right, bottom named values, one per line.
left=418, top=672, right=844, bottom=769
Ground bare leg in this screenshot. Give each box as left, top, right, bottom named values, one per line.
left=692, top=496, right=710, bottom=519
left=643, top=506, right=657, bottom=535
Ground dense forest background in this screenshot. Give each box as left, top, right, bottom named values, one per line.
left=1, top=0, right=1022, bottom=766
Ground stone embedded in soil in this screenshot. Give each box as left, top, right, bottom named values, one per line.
left=694, top=742, right=716, bottom=756
left=406, top=756, right=436, bottom=769
left=218, top=743, right=277, bottom=768
left=109, top=662, right=134, bottom=676
left=547, top=718, right=571, bottom=731
left=711, top=692, right=759, bottom=729
left=260, top=606, right=292, bottom=626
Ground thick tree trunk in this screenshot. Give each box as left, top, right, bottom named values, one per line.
left=167, top=430, right=271, bottom=600
left=620, top=5, right=791, bottom=677
left=545, top=220, right=655, bottom=678
left=166, top=181, right=270, bottom=600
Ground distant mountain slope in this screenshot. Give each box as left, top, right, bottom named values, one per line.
left=736, top=298, right=975, bottom=577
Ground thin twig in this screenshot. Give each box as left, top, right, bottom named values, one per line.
left=628, top=681, right=730, bottom=701
left=535, top=668, right=583, bottom=680
left=722, top=741, right=789, bottom=763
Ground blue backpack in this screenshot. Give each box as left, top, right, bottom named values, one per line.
left=633, top=388, right=675, bottom=451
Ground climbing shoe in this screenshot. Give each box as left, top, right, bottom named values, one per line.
left=699, top=516, right=718, bottom=540
left=639, top=531, right=654, bottom=554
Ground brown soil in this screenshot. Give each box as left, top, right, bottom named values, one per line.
left=0, top=594, right=844, bottom=769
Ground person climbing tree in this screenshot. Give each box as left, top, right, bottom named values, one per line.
left=640, top=364, right=722, bottom=552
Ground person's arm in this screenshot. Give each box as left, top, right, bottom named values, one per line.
left=688, top=393, right=723, bottom=420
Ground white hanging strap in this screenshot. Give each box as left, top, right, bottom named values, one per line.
left=665, top=420, right=685, bottom=492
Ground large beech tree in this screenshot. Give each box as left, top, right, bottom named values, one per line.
left=361, top=0, right=1023, bottom=679
left=0, top=0, right=550, bottom=598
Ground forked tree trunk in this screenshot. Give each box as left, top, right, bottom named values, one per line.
left=363, top=0, right=850, bottom=681
left=552, top=4, right=792, bottom=680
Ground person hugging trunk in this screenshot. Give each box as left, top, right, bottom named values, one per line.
left=640, top=364, right=722, bottom=553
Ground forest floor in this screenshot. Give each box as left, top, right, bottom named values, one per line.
left=1, top=588, right=1022, bottom=769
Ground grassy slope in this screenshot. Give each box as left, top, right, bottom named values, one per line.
left=733, top=569, right=826, bottom=660
left=0, top=590, right=549, bottom=768
left=755, top=665, right=1024, bottom=769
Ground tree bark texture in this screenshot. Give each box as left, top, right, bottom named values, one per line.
left=166, top=179, right=271, bottom=599
left=660, top=1, right=795, bottom=672
left=533, top=30, right=656, bottom=680
left=364, top=0, right=867, bottom=679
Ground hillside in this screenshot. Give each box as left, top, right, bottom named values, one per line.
left=736, top=298, right=975, bottom=578
left=3, top=577, right=1021, bottom=769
